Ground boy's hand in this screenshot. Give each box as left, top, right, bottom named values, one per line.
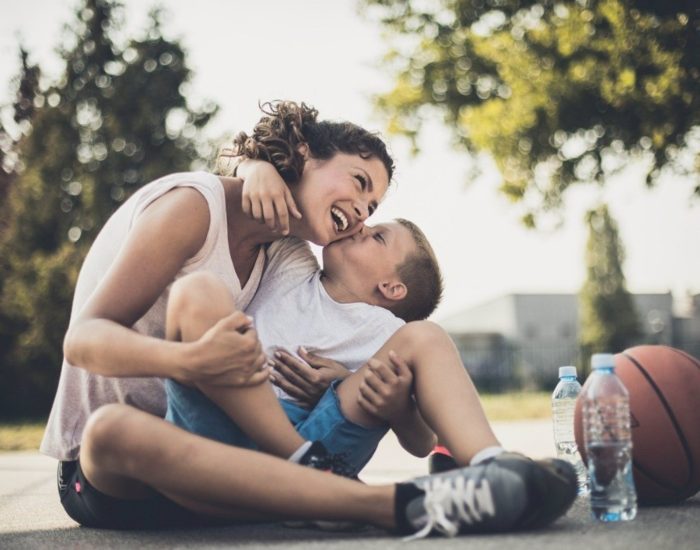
left=238, top=158, right=302, bottom=235
left=357, top=351, right=414, bottom=423
left=269, top=347, right=350, bottom=408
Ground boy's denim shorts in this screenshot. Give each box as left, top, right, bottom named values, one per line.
left=165, top=379, right=388, bottom=477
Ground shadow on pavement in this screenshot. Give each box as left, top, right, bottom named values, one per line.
left=2, top=496, right=699, bottom=550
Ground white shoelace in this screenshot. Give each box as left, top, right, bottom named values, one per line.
left=404, top=476, right=496, bottom=541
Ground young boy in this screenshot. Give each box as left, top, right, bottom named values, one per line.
left=159, top=218, right=576, bottom=536
left=166, top=219, right=501, bottom=477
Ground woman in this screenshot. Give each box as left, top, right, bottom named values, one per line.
left=42, top=100, right=392, bottom=461
left=41, top=101, right=569, bottom=536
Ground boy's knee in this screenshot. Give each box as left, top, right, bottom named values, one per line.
left=168, top=272, right=235, bottom=321
left=395, top=320, right=448, bottom=349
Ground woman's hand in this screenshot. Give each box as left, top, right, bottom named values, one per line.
left=238, top=158, right=301, bottom=235
left=357, top=351, right=414, bottom=423
left=268, top=347, right=350, bottom=408
left=180, top=312, right=270, bottom=387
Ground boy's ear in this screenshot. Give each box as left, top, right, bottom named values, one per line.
left=378, top=280, right=407, bottom=303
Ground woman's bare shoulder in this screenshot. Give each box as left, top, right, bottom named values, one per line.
left=136, top=185, right=212, bottom=258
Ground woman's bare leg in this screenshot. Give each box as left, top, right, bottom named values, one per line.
left=166, top=272, right=304, bottom=457
left=337, top=321, right=499, bottom=466
left=79, top=403, right=396, bottom=527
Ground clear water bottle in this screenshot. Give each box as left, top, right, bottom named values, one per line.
left=582, top=353, right=637, bottom=522
left=552, top=366, right=588, bottom=494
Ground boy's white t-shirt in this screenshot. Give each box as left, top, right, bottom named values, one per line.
left=40, top=172, right=265, bottom=461
left=247, top=237, right=405, bottom=403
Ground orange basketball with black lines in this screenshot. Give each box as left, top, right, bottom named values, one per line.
left=574, top=345, right=700, bottom=504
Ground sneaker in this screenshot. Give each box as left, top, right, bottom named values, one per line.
left=396, top=452, right=577, bottom=539
left=285, top=441, right=363, bottom=532
left=429, top=449, right=458, bottom=474
left=518, top=457, right=579, bottom=529
left=284, top=517, right=369, bottom=533
left=297, top=441, right=355, bottom=477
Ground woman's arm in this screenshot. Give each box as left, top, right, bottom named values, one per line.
left=64, top=187, right=264, bottom=386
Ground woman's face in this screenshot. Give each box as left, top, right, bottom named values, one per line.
left=291, top=152, right=390, bottom=246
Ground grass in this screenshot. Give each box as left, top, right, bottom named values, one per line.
left=0, top=421, right=46, bottom=452
left=0, top=392, right=552, bottom=452
left=479, top=391, right=552, bottom=422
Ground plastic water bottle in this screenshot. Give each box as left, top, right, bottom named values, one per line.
left=551, top=366, right=588, bottom=494
left=582, top=353, right=637, bottom=521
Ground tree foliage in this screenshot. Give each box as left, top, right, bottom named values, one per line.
left=578, top=204, right=639, bottom=368
left=0, top=0, right=217, bottom=418
left=363, top=0, right=700, bottom=226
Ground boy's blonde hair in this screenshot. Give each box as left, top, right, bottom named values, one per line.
left=389, top=218, right=443, bottom=322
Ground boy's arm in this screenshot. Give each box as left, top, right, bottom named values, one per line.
left=236, top=158, right=301, bottom=234
left=358, top=353, right=437, bottom=457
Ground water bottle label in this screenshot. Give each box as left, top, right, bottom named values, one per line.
left=583, top=396, right=632, bottom=444
left=552, top=399, right=576, bottom=442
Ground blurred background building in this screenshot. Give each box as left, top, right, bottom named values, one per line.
left=441, top=293, right=700, bottom=391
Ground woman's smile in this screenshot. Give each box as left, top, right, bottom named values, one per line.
left=331, top=206, right=349, bottom=232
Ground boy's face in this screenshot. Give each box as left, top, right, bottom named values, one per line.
left=322, top=222, right=415, bottom=301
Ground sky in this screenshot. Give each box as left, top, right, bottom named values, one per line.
left=1, top=0, right=699, bottom=321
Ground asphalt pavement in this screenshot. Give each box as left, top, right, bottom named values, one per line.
left=1, top=420, right=698, bottom=549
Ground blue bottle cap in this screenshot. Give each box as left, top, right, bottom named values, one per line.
left=558, top=366, right=577, bottom=378
left=591, top=353, right=615, bottom=369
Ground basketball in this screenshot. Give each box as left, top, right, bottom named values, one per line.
left=574, top=345, right=700, bottom=505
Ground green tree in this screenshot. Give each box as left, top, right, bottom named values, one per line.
left=0, top=125, right=17, bottom=225
left=0, top=0, right=217, bottom=418
left=0, top=47, right=37, bottom=226
left=364, top=0, right=700, bottom=226
left=0, top=47, right=38, bottom=408
left=578, top=204, right=639, bottom=370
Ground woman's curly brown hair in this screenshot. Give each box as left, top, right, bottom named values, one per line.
left=216, top=101, right=394, bottom=185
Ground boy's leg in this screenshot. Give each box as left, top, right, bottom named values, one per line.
left=337, top=321, right=500, bottom=466
left=286, top=382, right=389, bottom=478
left=79, top=403, right=396, bottom=526
left=166, top=272, right=304, bottom=457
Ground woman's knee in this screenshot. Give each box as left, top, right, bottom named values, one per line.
left=82, top=404, right=179, bottom=477
left=81, top=405, right=170, bottom=497
left=82, top=404, right=138, bottom=468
